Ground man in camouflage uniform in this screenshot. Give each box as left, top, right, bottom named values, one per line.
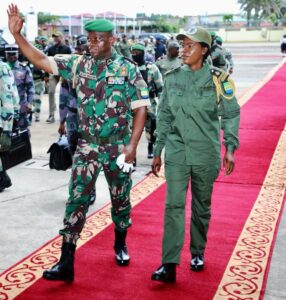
left=151, top=27, right=240, bottom=282
left=0, top=60, right=19, bottom=192
left=215, top=36, right=234, bottom=74
left=155, top=40, right=182, bottom=80
left=8, top=4, right=149, bottom=281
left=209, top=31, right=227, bottom=71
left=58, top=35, right=96, bottom=205
left=131, top=42, right=163, bottom=158
left=5, top=44, right=35, bottom=130
left=31, top=37, right=46, bottom=122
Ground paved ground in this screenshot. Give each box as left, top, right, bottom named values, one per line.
left=0, top=43, right=285, bottom=299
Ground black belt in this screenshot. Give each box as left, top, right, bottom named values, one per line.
left=79, top=127, right=130, bottom=145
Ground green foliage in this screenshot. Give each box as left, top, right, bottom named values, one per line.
left=37, top=12, right=60, bottom=25
left=238, top=0, right=284, bottom=26
left=223, top=14, right=233, bottom=24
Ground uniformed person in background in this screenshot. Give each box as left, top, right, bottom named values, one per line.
left=151, top=27, right=240, bottom=283
left=0, top=60, right=19, bottom=192
left=31, top=36, right=46, bottom=122
left=131, top=42, right=163, bottom=159
left=215, top=36, right=234, bottom=74
left=209, top=31, right=227, bottom=71
left=46, top=31, right=72, bottom=123
left=118, top=34, right=131, bottom=58
left=5, top=44, right=35, bottom=131
left=155, top=40, right=182, bottom=80
left=8, top=4, right=149, bottom=282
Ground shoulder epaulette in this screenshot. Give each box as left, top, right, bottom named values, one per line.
left=165, top=66, right=181, bottom=76
left=210, top=65, right=235, bottom=103
left=210, top=66, right=229, bottom=82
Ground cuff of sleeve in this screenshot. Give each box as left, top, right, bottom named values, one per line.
left=153, top=145, right=163, bottom=157
left=131, top=99, right=151, bottom=110
left=48, top=57, right=59, bottom=75
left=226, top=144, right=235, bottom=153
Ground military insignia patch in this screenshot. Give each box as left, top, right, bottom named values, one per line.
left=222, top=81, right=233, bottom=95
left=140, top=87, right=149, bottom=99
left=120, top=66, right=127, bottom=76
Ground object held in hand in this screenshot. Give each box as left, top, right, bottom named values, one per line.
left=116, top=154, right=134, bottom=173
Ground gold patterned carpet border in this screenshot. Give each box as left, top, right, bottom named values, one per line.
left=0, top=170, right=166, bottom=300
left=213, top=125, right=286, bottom=300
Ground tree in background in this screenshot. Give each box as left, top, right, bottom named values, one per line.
left=223, top=14, right=234, bottom=25
left=38, top=12, right=60, bottom=26
left=238, top=0, right=285, bottom=26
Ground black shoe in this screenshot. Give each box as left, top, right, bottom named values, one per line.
left=89, top=188, right=96, bottom=206
left=114, top=229, right=130, bottom=266
left=0, top=171, right=12, bottom=192
left=190, top=254, right=204, bottom=272
left=147, top=143, right=154, bottom=159
left=151, top=263, right=176, bottom=283
left=43, top=242, right=76, bottom=281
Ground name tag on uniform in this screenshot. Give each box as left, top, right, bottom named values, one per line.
left=107, top=76, right=125, bottom=85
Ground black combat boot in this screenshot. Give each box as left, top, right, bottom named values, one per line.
left=114, top=228, right=130, bottom=266
left=43, top=242, right=76, bottom=282
left=151, top=263, right=176, bottom=283
left=0, top=171, right=12, bottom=192
left=147, top=143, right=154, bottom=159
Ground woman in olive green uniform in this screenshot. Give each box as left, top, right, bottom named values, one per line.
left=151, top=27, right=240, bottom=283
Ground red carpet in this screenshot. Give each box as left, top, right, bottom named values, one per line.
left=1, top=61, right=286, bottom=300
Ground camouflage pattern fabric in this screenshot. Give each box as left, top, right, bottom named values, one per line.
left=59, top=140, right=132, bottom=244
left=51, top=49, right=149, bottom=244
left=0, top=61, right=20, bottom=171
left=10, top=61, right=35, bottom=130
left=138, top=63, right=163, bottom=143
left=33, top=79, right=45, bottom=119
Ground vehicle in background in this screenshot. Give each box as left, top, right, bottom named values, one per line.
left=138, top=33, right=172, bottom=44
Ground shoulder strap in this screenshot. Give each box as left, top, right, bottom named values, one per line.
left=210, top=66, right=235, bottom=105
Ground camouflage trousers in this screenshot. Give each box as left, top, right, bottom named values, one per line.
left=145, top=97, right=157, bottom=144
left=32, top=80, right=45, bottom=119
left=59, top=138, right=132, bottom=245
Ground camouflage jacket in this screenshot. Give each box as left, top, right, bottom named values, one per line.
left=49, top=50, right=150, bottom=138
left=10, top=61, right=35, bottom=105
left=138, top=63, right=163, bottom=99
left=0, top=61, right=19, bottom=134
left=59, top=79, right=78, bottom=133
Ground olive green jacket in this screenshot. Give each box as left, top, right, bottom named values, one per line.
left=154, top=63, right=240, bottom=165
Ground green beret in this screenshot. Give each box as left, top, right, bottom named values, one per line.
left=39, top=35, right=48, bottom=41
left=216, top=36, right=223, bottom=43
left=131, top=43, right=145, bottom=52
left=84, top=19, right=115, bottom=32
left=209, top=31, right=216, bottom=37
